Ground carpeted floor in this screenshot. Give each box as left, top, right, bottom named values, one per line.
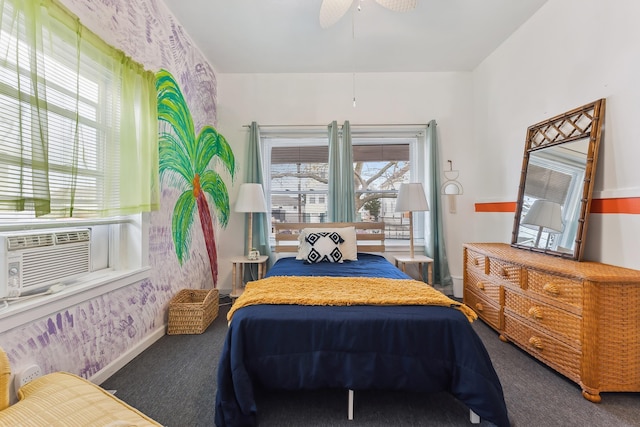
left=101, top=299, right=640, bottom=426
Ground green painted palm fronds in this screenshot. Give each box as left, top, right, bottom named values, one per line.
left=156, top=69, right=235, bottom=286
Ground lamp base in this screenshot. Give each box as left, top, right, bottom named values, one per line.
left=409, top=213, right=415, bottom=258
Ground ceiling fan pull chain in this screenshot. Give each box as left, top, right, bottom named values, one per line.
left=352, top=6, right=357, bottom=107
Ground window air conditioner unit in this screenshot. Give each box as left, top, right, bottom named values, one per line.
left=0, top=228, right=91, bottom=299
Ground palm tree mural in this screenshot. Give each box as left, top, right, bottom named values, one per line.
left=156, top=69, right=235, bottom=287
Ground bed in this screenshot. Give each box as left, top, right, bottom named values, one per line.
left=215, top=222, right=509, bottom=426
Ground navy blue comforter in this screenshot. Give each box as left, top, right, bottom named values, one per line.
left=215, top=255, right=509, bottom=426
left=265, top=253, right=412, bottom=279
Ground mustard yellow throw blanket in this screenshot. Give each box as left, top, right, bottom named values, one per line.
left=228, top=276, right=477, bottom=323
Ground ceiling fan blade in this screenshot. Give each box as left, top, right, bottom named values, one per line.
left=374, top=0, right=417, bottom=12
left=319, top=0, right=353, bottom=29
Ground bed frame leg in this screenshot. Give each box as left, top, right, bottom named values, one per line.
left=470, top=409, right=480, bottom=424
left=348, top=389, right=354, bottom=420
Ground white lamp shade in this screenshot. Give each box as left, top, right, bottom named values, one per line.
left=395, top=183, right=429, bottom=212
left=522, top=199, right=563, bottom=232
left=235, top=183, right=267, bottom=213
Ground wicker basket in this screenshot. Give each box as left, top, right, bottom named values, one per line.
left=167, top=289, right=219, bottom=335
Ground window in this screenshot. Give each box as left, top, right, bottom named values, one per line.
left=262, top=126, right=427, bottom=242
left=352, top=139, right=411, bottom=239
left=0, top=0, right=157, bottom=223
left=268, top=138, right=329, bottom=224
left=0, top=0, right=156, bottom=309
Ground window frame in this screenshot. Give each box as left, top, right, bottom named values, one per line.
left=261, top=125, right=429, bottom=246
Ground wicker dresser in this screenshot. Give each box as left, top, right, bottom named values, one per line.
left=463, top=242, right=640, bottom=402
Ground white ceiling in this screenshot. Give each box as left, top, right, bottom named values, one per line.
left=161, top=0, right=548, bottom=74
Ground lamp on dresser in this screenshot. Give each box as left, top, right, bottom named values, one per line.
left=235, top=183, right=267, bottom=259
left=521, top=199, right=563, bottom=248
left=395, top=182, right=429, bottom=258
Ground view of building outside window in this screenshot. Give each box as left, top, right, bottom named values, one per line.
left=271, top=160, right=329, bottom=224
left=268, top=138, right=413, bottom=240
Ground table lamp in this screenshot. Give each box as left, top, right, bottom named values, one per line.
left=395, top=182, right=429, bottom=258
left=235, top=183, right=267, bottom=258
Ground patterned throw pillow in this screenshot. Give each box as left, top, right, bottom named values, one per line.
left=304, top=232, right=345, bottom=263
left=296, top=226, right=358, bottom=261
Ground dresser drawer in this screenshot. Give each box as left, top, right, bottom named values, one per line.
left=527, top=270, right=583, bottom=309
left=504, top=314, right=580, bottom=383
left=504, top=290, right=581, bottom=349
left=488, top=258, right=522, bottom=287
left=464, top=288, right=502, bottom=330
left=466, top=268, right=501, bottom=304
left=466, top=249, right=486, bottom=271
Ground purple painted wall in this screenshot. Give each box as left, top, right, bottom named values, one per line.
left=0, top=0, right=221, bottom=382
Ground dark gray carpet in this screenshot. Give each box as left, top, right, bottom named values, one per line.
left=101, top=299, right=640, bottom=426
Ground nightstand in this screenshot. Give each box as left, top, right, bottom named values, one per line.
left=394, top=254, right=434, bottom=285
left=230, top=255, right=269, bottom=299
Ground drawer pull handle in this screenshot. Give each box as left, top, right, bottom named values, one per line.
left=528, top=306, right=544, bottom=320
left=528, top=336, right=544, bottom=350
left=500, top=267, right=508, bottom=277
left=475, top=302, right=484, bottom=312
left=543, top=283, right=560, bottom=296
left=473, top=258, right=479, bottom=266
left=476, top=282, right=485, bottom=291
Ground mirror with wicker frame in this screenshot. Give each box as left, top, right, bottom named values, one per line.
left=511, top=99, right=605, bottom=261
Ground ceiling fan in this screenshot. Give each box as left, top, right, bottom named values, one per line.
left=319, top=0, right=417, bottom=29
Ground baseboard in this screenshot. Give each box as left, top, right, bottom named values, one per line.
left=89, top=324, right=166, bottom=385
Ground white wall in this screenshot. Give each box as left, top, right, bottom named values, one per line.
left=215, top=72, right=475, bottom=293
left=472, top=0, right=640, bottom=269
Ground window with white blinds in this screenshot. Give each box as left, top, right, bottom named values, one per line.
left=0, top=0, right=157, bottom=222
left=262, top=126, right=423, bottom=241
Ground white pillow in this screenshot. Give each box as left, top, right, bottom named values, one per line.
left=296, top=226, right=358, bottom=261
left=303, top=232, right=344, bottom=263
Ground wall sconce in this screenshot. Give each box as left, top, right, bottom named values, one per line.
left=441, top=160, right=463, bottom=213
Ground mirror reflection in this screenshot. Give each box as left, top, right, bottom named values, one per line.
left=515, top=139, right=588, bottom=254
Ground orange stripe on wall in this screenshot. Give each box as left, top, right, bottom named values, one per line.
left=475, top=198, right=640, bottom=214
left=475, top=202, right=517, bottom=213
left=590, top=198, right=640, bottom=214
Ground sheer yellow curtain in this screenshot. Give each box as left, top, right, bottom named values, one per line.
left=0, top=0, right=52, bottom=216
left=0, top=0, right=158, bottom=219
left=111, top=56, right=159, bottom=215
